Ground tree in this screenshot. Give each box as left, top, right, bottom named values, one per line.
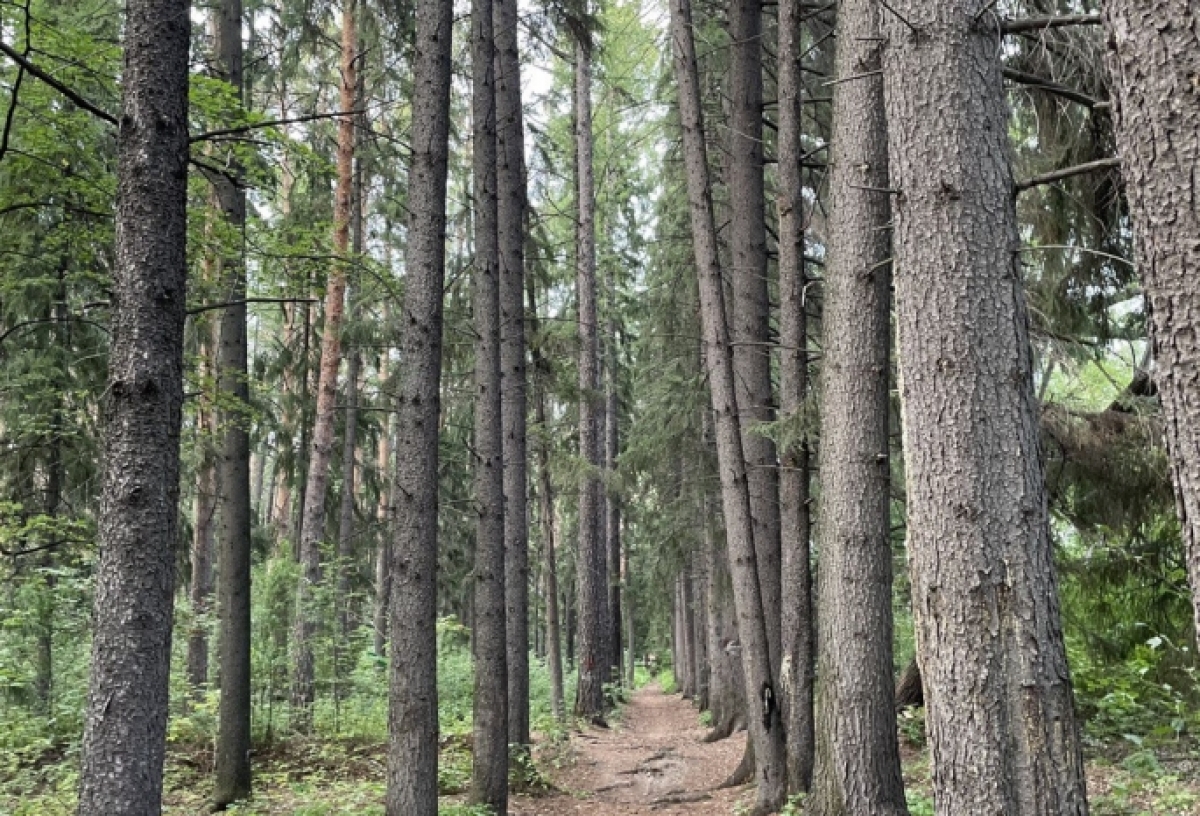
left=470, top=0, right=509, bottom=804
left=880, top=1, right=1089, bottom=812
left=496, top=0, right=531, bottom=751
left=1102, top=0, right=1200, bottom=647
left=210, top=0, right=253, bottom=803
left=669, top=0, right=786, bottom=808
left=775, top=0, right=814, bottom=790
left=573, top=7, right=610, bottom=722
left=385, top=0, right=452, bottom=809
left=76, top=0, right=191, bottom=810
left=808, top=0, right=908, bottom=811
left=291, top=0, right=358, bottom=729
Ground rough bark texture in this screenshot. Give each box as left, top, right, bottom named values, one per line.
left=881, top=3, right=1088, bottom=813
left=211, top=0, right=253, bottom=802
left=386, top=0, right=452, bottom=808
left=292, top=0, right=357, bottom=729
left=574, top=22, right=610, bottom=722
left=669, top=0, right=786, bottom=808
left=727, top=0, right=781, bottom=675
left=1103, top=0, right=1200, bottom=649
left=469, top=0, right=508, bottom=806
left=776, top=0, right=813, bottom=791
left=809, top=3, right=908, bottom=812
left=495, top=0, right=530, bottom=751
left=76, top=0, right=190, bottom=810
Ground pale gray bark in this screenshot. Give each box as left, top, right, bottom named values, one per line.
left=809, top=2, right=907, bottom=812
left=470, top=0, right=508, bottom=805
left=1103, top=0, right=1200, bottom=655
left=573, top=19, right=610, bottom=722
left=669, top=0, right=786, bottom=807
left=77, top=0, right=190, bottom=811
left=881, top=2, right=1088, bottom=813
left=386, top=0, right=452, bottom=808
left=495, top=0, right=530, bottom=751
left=211, top=0, right=252, bottom=802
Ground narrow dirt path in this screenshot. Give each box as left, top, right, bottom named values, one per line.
left=513, top=684, right=750, bottom=815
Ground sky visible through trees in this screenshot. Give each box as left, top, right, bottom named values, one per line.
left=0, top=0, right=1199, bottom=815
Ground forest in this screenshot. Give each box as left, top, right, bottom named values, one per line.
left=0, top=0, right=1198, bottom=814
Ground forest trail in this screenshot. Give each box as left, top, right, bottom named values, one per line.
left=512, top=683, right=750, bottom=815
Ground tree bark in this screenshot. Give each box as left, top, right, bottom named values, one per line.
left=495, top=0, right=530, bottom=752
left=385, top=0, right=452, bottom=810
left=809, top=2, right=908, bottom=813
left=573, top=17, right=610, bottom=723
left=530, top=281, right=564, bottom=722
left=211, top=0, right=253, bottom=802
left=728, top=0, right=781, bottom=677
left=605, top=279, right=623, bottom=684
left=374, top=343, right=393, bottom=658
left=776, top=0, right=814, bottom=792
left=291, top=0, right=357, bottom=730
left=77, top=0, right=190, bottom=810
left=336, top=349, right=360, bottom=645
left=188, top=374, right=217, bottom=695
left=470, top=0, right=508, bottom=806
left=669, top=0, right=787, bottom=808
left=1102, top=0, right=1200, bottom=656
left=880, top=3, right=1089, bottom=813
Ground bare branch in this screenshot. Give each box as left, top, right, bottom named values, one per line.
left=1001, top=14, right=1102, bottom=34
left=1015, top=157, right=1122, bottom=193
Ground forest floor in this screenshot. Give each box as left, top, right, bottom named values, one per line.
left=511, top=682, right=750, bottom=815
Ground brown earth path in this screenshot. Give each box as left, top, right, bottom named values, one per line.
left=512, top=684, right=751, bottom=815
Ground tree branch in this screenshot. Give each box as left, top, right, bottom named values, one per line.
left=1001, top=14, right=1102, bottom=34
left=0, top=40, right=117, bottom=125
left=186, top=296, right=318, bottom=316
left=1015, top=157, right=1122, bottom=193
left=1003, top=67, right=1109, bottom=110
left=189, top=109, right=368, bottom=144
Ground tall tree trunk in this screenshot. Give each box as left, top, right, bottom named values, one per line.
left=470, top=0, right=508, bottom=806
left=573, top=16, right=610, bottom=722
left=669, top=0, right=786, bottom=808
left=374, top=346, right=393, bottom=659
left=809, top=2, right=908, bottom=812
left=690, top=550, right=709, bottom=710
left=880, top=2, right=1088, bottom=813
left=211, top=0, right=253, bottom=802
left=624, top=535, right=635, bottom=689
left=1103, top=0, right=1200, bottom=652
left=385, top=0, right=452, bottom=810
left=495, top=0, right=530, bottom=752
left=605, top=289, right=623, bottom=684
left=188, top=371, right=217, bottom=694
left=776, top=0, right=814, bottom=792
left=77, top=0, right=190, bottom=809
left=291, top=0, right=357, bottom=730
left=728, top=0, right=781, bottom=676
left=336, top=349, right=360, bottom=643
left=530, top=281, right=564, bottom=721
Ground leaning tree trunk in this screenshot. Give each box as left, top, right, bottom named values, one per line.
left=573, top=17, right=611, bottom=723
left=469, top=0, right=508, bottom=807
left=292, top=0, right=357, bottom=730
left=880, top=2, right=1089, bottom=813
left=211, top=0, right=253, bottom=803
left=670, top=0, right=786, bottom=808
left=809, top=1, right=908, bottom=812
left=495, top=0, right=530, bottom=752
left=77, top=0, right=190, bottom=810
left=385, top=0, right=452, bottom=809
left=776, top=0, right=813, bottom=791
left=1103, top=0, right=1200, bottom=652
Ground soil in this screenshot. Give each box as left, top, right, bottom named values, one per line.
left=512, top=684, right=752, bottom=815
